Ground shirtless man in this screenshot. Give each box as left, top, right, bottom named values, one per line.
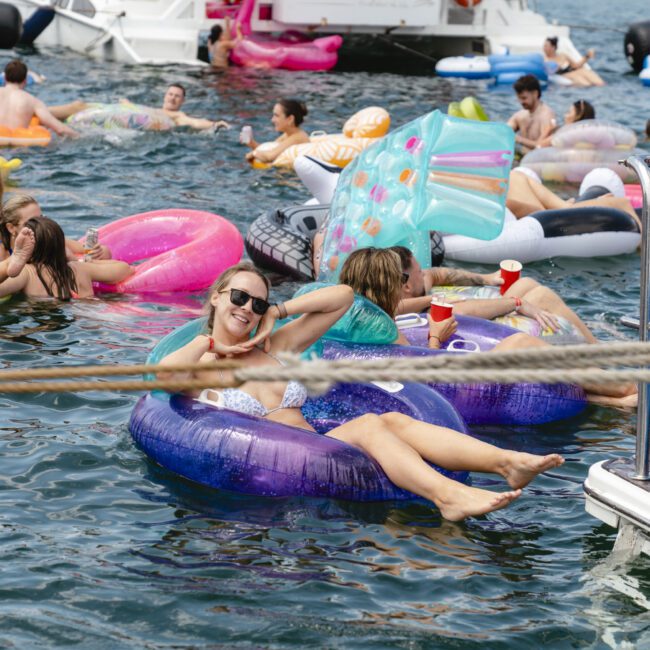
left=0, top=60, right=77, bottom=137
left=50, top=83, right=229, bottom=131
left=507, top=74, right=556, bottom=155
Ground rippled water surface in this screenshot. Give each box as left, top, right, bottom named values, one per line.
left=2, top=0, right=650, bottom=647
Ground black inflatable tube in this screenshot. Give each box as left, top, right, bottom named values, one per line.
left=531, top=206, right=640, bottom=238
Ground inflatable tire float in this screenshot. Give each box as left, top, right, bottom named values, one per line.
left=91, top=209, right=243, bottom=293
left=435, top=56, right=492, bottom=79
left=0, top=118, right=51, bottom=147
left=66, top=102, right=175, bottom=132
left=131, top=317, right=470, bottom=501
left=245, top=203, right=445, bottom=280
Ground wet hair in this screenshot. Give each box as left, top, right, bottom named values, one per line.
left=545, top=37, right=558, bottom=50
left=339, top=247, right=403, bottom=317
left=168, top=83, right=186, bottom=98
left=205, top=262, right=271, bottom=330
left=389, top=245, right=414, bottom=272
left=513, top=73, right=542, bottom=97
left=4, top=60, right=27, bottom=84
left=208, top=24, right=223, bottom=44
left=24, top=217, right=78, bottom=301
left=277, top=98, right=308, bottom=127
left=0, top=194, right=38, bottom=252
left=646, top=119, right=650, bottom=141
left=572, top=99, right=595, bottom=121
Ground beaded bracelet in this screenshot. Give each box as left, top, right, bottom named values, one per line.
left=204, top=335, right=215, bottom=352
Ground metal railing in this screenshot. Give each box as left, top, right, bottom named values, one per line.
left=622, top=154, right=650, bottom=480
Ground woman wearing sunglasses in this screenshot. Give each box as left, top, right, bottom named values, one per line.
left=158, top=261, right=564, bottom=521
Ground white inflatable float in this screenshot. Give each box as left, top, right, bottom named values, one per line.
left=295, top=157, right=641, bottom=265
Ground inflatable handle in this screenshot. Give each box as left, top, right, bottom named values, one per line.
left=446, top=339, right=481, bottom=353
left=395, top=313, right=428, bottom=329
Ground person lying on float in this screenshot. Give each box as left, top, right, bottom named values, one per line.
left=243, top=98, right=309, bottom=164
left=391, top=245, right=597, bottom=344
left=48, top=83, right=230, bottom=132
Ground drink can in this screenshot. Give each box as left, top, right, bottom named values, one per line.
left=84, top=227, right=99, bottom=261
left=240, top=125, right=252, bottom=145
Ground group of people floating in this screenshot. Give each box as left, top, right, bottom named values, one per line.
left=0, top=48, right=639, bottom=522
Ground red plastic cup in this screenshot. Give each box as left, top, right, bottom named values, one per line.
left=430, top=299, right=453, bottom=322
left=499, top=259, right=523, bottom=295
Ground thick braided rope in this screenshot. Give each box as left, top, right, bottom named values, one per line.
left=0, top=340, right=648, bottom=394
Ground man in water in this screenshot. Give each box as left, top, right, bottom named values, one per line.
left=507, top=74, right=556, bottom=154
left=50, top=83, right=229, bottom=132
left=0, top=60, right=77, bottom=137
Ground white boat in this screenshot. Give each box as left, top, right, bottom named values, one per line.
left=13, top=0, right=575, bottom=68
left=583, top=154, right=650, bottom=560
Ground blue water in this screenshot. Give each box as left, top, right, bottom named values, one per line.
left=1, top=0, right=650, bottom=647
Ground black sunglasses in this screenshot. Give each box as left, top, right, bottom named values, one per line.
left=219, top=288, right=271, bottom=316
left=401, top=272, right=410, bottom=285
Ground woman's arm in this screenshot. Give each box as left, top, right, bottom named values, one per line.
left=65, top=237, right=112, bottom=260
left=85, top=260, right=134, bottom=284
left=250, top=130, right=309, bottom=163
left=0, top=268, right=28, bottom=297
left=248, top=284, right=355, bottom=353
left=568, top=49, right=594, bottom=70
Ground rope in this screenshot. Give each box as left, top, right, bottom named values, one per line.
left=0, top=340, right=648, bottom=394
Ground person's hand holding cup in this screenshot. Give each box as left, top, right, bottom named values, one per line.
left=430, top=297, right=453, bottom=322
left=499, top=259, right=522, bottom=295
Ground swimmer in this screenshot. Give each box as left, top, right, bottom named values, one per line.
left=535, top=99, right=595, bottom=148
left=0, top=60, right=77, bottom=138
left=507, top=74, right=557, bottom=155
left=543, top=37, right=605, bottom=88
left=341, top=247, right=637, bottom=408
left=0, top=217, right=132, bottom=299
left=49, top=83, right=230, bottom=132
left=158, top=261, right=564, bottom=521
left=244, top=98, right=310, bottom=165
left=0, top=195, right=112, bottom=270
left=208, top=16, right=242, bottom=68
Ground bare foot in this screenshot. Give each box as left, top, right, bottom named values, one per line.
left=7, top=227, right=35, bottom=277
left=501, top=452, right=564, bottom=490
left=436, top=483, right=522, bottom=521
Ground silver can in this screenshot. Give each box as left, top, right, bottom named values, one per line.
left=240, top=125, right=253, bottom=145
left=84, top=227, right=99, bottom=261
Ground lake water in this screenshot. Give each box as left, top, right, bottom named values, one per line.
left=1, top=0, right=650, bottom=647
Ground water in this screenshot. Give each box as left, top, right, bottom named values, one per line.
left=2, top=1, right=650, bottom=647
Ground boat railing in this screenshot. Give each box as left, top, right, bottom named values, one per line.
left=622, top=154, right=650, bottom=481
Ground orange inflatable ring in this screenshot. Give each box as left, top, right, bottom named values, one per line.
left=0, top=117, right=51, bottom=147
left=455, top=0, right=481, bottom=6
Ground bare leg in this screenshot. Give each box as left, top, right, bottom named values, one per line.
left=7, top=227, right=35, bottom=277
left=507, top=173, right=569, bottom=218
left=504, top=277, right=598, bottom=343
left=577, top=196, right=641, bottom=231
left=326, top=413, right=522, bottom=521
left=372, top=411, right=564, bottom=487
left=491, top=332, right=638, bottom=404
left=48, top=100, right=88, bottom=121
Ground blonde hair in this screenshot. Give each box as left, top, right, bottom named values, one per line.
left=1, top=194, right=38, bottom=250
left=205, top=262, right=271, bottom=329
left=340, top=247, right=402, bottom=316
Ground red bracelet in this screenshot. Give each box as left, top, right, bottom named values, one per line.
left=513, top=297, right=522, bottom=310
left=205, top=335, right=215, bottom=352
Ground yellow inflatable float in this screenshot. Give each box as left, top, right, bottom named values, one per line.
left=0, top=156, right=21, bottom=180
left=251, top=107, right=390, bottom=170
left=447, top=96, right=489, bottom=122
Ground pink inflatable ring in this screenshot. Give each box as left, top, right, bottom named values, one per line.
left=89, top=209, right=243, bottom=293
